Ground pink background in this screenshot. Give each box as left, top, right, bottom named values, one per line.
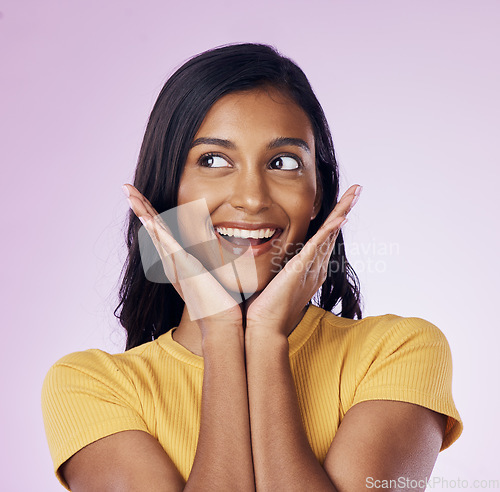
left=1, top=0, right=499, bottom=489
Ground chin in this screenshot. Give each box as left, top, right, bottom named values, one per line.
left=209, top=258, right=277, bottom=300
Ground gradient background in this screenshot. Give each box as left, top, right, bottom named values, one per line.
left=1, top=0, right=499, bottom=490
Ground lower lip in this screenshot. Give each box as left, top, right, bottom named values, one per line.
left=215, top=230, right=282, bottom=257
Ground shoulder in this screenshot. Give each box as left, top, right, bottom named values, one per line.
left=316, top=309, right=455, bottom=390
left=40, top=338, right=169, bottom=440
left=315, top=307, right=451, bottom=360
left=42, top=340, right=158, bottom=395
left=41, top=341, right=162, bottom=483
left=41, top=336, right=175, bottom=412
left=319, top=309, right=462, bottom=449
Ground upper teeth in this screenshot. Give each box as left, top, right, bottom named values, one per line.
left=215, top=227, right=276, bottom=239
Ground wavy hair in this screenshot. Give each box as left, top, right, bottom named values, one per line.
left=114, top=42, right=362, bottom=350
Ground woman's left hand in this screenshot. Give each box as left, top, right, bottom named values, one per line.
left=245, top=184, right=362, bottom=336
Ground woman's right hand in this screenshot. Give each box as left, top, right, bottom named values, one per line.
left=122, top=184, right=243, bottom=335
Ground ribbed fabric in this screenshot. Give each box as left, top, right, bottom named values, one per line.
left=41, top=305, right=462, bottom=490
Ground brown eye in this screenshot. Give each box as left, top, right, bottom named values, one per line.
left=199, top=153, right=230, bottom=168
left=270, top=156, right=300, bottom=170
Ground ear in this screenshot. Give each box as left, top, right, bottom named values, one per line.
left=311, top=181, right=323, bottom=220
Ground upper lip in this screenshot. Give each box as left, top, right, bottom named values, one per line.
left=212, top=221, right=283, bottom=231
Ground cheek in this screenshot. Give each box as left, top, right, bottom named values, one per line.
left=290, top=207, right=313, bottom=239
left=177, top=173, right=197, bottom=206
left=285, top=183, right=318, bottom=235
left=178, top=172, right=222, bottom=208
left=176, top=174, right=225, bottom=251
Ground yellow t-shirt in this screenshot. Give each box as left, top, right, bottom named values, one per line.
left=41, top=305, right=463, bottom=490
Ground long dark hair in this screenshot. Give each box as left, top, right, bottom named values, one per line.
left=114, top=42, right=362, bottom=350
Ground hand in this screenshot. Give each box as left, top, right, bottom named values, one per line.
left=245, top=184, right=362, bottom=335
left=122, top=184, right=243, bottom=334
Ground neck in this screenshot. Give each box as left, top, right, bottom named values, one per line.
left=171, top=293, right=309, bottom=357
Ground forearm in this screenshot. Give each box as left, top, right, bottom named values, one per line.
left=185, top=325, right=255, bottom=492
left=245, top=328, right=337, bottom=492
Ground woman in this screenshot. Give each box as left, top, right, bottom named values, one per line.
left=42, top=43, right=462, bottom=491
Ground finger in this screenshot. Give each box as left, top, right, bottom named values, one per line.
left=298, top=216, right=344, bottom=261
left=322, top=222, right=343, bottom=267
left=309, top=208, right=349, bottom=276
left=344, top=184, right=363, bottom=214
left=142, top=217, right=241, bottom=322
left=299, top=214, right=346, bottom=281
left=124, top=187, right=175, bottom=243
left=123, top=184, right=160, bottom=216
left=123, top=184, right=241, bottom=321
left=324, top=184, right=362, bottom=226
left=286, top=214, right=345, bottom=278
left=123, top=184, right=167, bottom=230
left=140, top=217, right=180, bottom=285
left=273, top=218, right=344, bottom=304
left=123, top=186, right=211, bottom=286
left=308, top=214, right=347, bottom=255
left=141, top=217, right=198, bottom=276
left=273, top=203, right=351, bottom=295
left=333, top=184, right=361, bottom=218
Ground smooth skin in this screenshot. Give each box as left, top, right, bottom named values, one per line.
left=61, top=88, right=446, bottom=491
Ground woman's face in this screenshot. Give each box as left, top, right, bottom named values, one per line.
left=176, top=86, right=321, bottom=297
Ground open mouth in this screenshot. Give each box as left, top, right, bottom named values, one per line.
left=214, top=227, right=282, bottom=247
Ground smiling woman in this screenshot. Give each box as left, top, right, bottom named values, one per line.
left=41, top=43, right=462, bottom=491
left=177, top=87, right=319, bottom=297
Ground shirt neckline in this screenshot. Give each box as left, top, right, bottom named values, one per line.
left=157, top=303, right=327, bottom=368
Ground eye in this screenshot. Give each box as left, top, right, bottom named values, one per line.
left=269, top=155, right=301, bottom=170
left=198, top=153, right=231, bottom=168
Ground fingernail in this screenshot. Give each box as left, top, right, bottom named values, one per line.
left=340, top=218, right=348, bottom=228
left=355, top=185, right=363, bottom=197
left=122, top=185, right=130, bottom=197
left=351, top=194, right=360, bottom=208
left=139, top=216, right=148, bottom=226
left=126, top=198, right=133, bottom=209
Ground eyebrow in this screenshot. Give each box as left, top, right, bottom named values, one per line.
left=189, top=136, right=311, bottom=154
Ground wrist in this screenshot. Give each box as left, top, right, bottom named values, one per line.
left=201, top=322, right=245, bottom=352
left=245, top=324, right=289, bottom=351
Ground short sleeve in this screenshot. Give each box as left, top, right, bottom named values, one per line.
left=41, top=350, right=149, bottom=490
left=352, top=317, right=463, bottom=451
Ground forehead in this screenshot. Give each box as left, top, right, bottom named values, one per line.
left=195, top=87, right=315, bottom=146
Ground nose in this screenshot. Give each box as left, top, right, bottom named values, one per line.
left=229, top=169, right=272, bottom=214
